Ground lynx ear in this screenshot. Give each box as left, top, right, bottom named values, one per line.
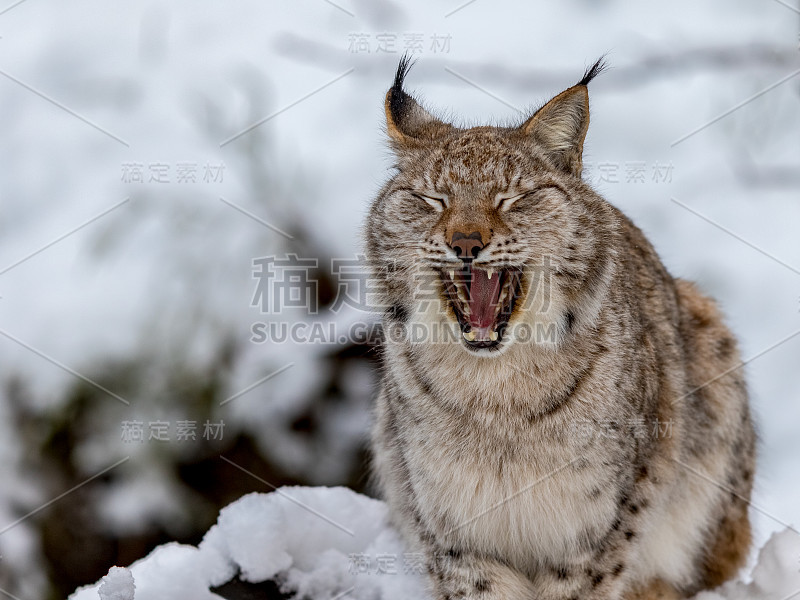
left=521, top=58, right=606, bottom=177
left=385, top=56, right=453, bottom=148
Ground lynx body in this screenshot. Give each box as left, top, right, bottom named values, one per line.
left=366, top=58, right=755, bottom=599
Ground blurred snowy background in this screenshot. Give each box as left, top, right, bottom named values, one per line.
left=0, top=0, right=798, bottom=598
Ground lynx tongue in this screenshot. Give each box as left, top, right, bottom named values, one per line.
left=468, top=268, right=502, bottom=330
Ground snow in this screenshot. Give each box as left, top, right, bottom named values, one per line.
left=70, top=487, right=430, bottom=600
left=98, top=567, right=135, bottom=600
left=70, top=486, right=800, bottom=600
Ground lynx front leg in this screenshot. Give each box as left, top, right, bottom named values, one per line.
left=533, top=568, right=682, bottom=600
left=428, top=549, right=537, bottom=600
left=529, top=502, right=671, bottom=600
left=622, top=579, right=682, bottom=600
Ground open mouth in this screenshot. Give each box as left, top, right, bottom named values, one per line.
left=441, top=265, right=523, bottom=350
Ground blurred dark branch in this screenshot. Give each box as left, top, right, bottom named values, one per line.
left=732, top=150, right=800, bottom=188
left=274, top=33, right=800, bottom=92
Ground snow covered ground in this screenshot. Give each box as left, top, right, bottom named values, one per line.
left=0, top=0, right=798, bottom=596
left=70, top=487, right=800, bottom=600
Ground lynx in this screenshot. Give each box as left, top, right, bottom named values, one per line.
left=365, top=57, right=755, bottom=599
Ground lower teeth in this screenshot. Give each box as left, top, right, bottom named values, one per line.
left=462, top=330, right=499, bottom=343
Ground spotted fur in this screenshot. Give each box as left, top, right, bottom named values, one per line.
left=366, top=58, right=755, bottom=600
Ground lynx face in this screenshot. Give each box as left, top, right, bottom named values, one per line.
left=368, top=58, right=611, bottom=355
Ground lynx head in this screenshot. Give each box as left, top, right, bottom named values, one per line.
left=367, top=57, right=614, bottom=357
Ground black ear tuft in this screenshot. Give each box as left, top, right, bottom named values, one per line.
left=388, top=54, right=416, bottom=125
left=578, top=56, right=608, bottom=86
left=393, top=54, right=415, bottom=92
left=385, top=55, right=453, bottom=146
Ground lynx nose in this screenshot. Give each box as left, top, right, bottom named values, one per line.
left=450, top=231, right=484, bottom=260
